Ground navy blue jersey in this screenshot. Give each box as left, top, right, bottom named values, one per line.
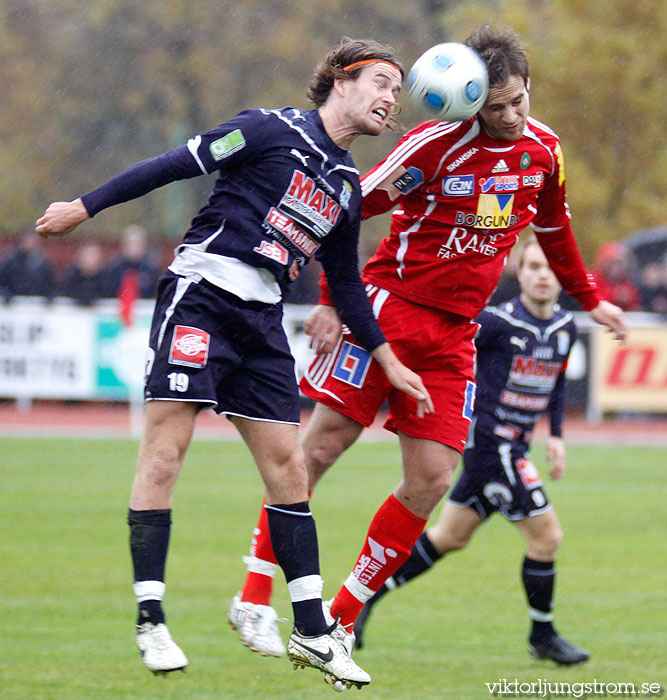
left=81, top=107, right=385, bottom=351
left=471, top=297, right=577, bottom=444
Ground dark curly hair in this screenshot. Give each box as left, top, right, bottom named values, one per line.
left=465, top=25, right=529, bottom=87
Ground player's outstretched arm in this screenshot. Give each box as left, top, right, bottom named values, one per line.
left=589, top=300, right=627, bottom=343
left=546, top=435, right=566, bottom=480
left=304, top=304, right=342, bottom=355
left=371, top=343, right=434, bottom=419
left=36, top=198, right=90, bottom=238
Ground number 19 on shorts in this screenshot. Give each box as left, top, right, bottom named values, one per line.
left=167, top=372, right=189, bottom=393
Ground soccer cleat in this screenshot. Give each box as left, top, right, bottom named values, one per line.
left=136, top=622, right=188, bottom=674
left=287, top=625, right=371, bottom=691
left=228, top=593, right=286, bottom=657
left=528, top=634, right=590, bottom=665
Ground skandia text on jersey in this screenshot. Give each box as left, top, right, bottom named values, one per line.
left=446, top=147, right=479, bottom=172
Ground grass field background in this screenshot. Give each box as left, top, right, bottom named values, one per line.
left=2, top=437, right=665, bottom=699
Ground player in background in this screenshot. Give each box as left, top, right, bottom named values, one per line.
left=230, top=25, right=626, bottom=662
left=353, top=238, right=590, bottom=665
left=35, top=38, right=434, bottom=691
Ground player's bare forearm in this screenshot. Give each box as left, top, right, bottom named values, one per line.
left=589, top=300, right=627, bottom=343
left=35, top=198, right=89, bottom=238
left=371, top=342, right=434, bottom=418
left=304, top=304, right=342, bottom=355
left=546, top=435, right=566, bottom=480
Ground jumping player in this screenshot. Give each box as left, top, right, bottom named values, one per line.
left=35, top=38, right=434, bottom=691
left=230, top=25, right=626, bottom=663
left=354, top=238, right=590, bottom=665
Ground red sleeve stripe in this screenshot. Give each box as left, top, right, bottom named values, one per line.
left=361, top=121, right=459, bottom=195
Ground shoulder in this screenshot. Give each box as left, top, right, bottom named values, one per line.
left=397, top=117, right=474, bottom=150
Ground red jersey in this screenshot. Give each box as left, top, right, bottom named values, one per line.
left=351, top=116, right=600, bottom=318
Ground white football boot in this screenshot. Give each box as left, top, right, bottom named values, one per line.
left=228, top=592, right=286, bottom=657
left=136, top=622, right=188, bottom=674
left=287, top=625, right=371, bottom=692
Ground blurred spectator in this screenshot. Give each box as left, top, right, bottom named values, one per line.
left=102, top=224, right=160, bottom=299
left=0, top=231, right=56, bottom=302
left=592, top=241, right=641, bottom=311
left=60, top=242, right=107, bottom=306
left=638, top=259, right=667, bottom=315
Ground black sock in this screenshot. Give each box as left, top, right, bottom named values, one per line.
left=365, top=531, right=443, bottom=608
left=394, top=531, right=443, bottom=586
left=265, top=501, right=327, bottom=637
left=128, top=508, right=171, bottom=625
left=522, top=556, right=556, bottom=641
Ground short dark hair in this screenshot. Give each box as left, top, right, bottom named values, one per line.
left=465, top=25, right=529, bottom=87
left=307, top=37, right=404, bottom=108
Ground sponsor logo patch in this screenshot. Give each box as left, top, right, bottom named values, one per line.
left=209, top=129, right=246, bottom=160
left=253, top=240, right=288, bottom=265
left=517, top=457, right=543, bottom=488
left=332, top=341, right=372, bottom=388
left=479, top=175, right=519, bottom=192
left=278, top=170, right=342, bottom=239
left=522, top=172, right=545, bottom=188
left=443, top=174, right=475, bottom=196
left=500, top=389, right=549, bottom=411
left=265, top=207, right=320, bottom=257
left=393, top=166, right=425, bottom=194
left=169, top=325, right=210, bottom=368
left=462, top=193, right=517, bottom=229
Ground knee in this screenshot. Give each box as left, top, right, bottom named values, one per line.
left=138, top=444, right=183, bottom=489
left=529, top=522, right=563, bottom=559
left=304, top=435, right=346, bottom=485
left=430, top=522, right=472, bottom=553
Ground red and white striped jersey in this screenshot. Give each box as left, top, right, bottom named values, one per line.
left=356, top=116, right=600, bottom=319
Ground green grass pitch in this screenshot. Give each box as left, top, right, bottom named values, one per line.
left=2, top=436, right=665, bottom=699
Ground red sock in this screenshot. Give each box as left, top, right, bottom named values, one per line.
left=331, top=494, right=427, bottom=628
left=240, top=500, right=278, bottom=606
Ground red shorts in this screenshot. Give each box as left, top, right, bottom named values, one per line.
left=300, top=287, right=477, bottom=452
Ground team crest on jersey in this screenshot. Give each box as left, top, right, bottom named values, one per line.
left=332, top=341, right=372, bottom=388
left=340, top=181, right=353, bottom=209
left=557, top=330, right=570, bottom=355
left=253, top=240, right=288, bottom=265
left=169, top=326, right=210, bottom=368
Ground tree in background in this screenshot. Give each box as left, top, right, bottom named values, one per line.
left=0, top=0, right=664, bottom=260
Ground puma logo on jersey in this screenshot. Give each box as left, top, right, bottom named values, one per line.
left=510, top=336, right=528, bottom=351
left=290, top=149, right=309, bottom=167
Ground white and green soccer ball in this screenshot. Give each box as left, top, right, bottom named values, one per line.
left=407, top=42, right=489, bottom=121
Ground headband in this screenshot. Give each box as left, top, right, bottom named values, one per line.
left=342, top=59, right=399, bottom=72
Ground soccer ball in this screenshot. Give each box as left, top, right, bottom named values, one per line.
left=407, top=42, right=489, bottom=121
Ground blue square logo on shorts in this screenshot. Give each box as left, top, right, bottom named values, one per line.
left=332, top=342, right=372, bottom=388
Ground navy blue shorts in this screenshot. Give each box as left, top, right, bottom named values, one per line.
left=144, top=273, right=300, bottom=424
left=448, top=433, right=551, bottom=521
